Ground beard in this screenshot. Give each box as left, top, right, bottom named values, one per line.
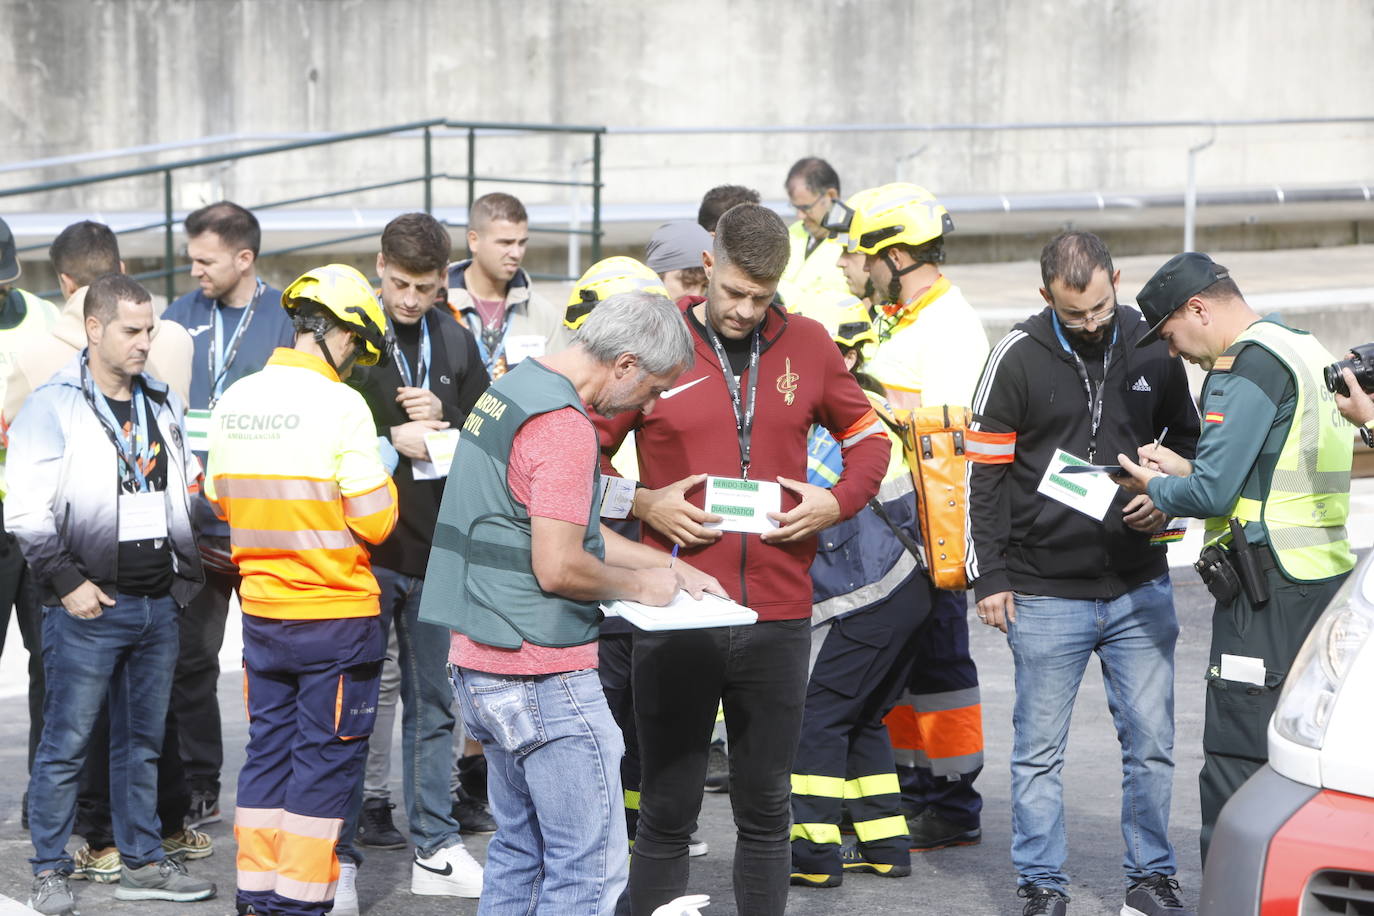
left=1066, top=324, right=1111, bottom=359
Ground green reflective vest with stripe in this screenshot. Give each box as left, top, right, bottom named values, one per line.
left=1203, top=320, right=1354, bottom=582
left=0, top=289, right=61, bottom=500
left=418, top=359, right=605, bottom=649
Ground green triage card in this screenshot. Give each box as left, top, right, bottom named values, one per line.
left=703, top=475, right=782, bottom=535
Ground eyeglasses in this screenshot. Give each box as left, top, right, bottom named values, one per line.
left=1058, top=302, right=1116, bottom=329
left=792, top=195, right=826, bottom=214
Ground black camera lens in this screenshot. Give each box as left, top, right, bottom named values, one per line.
left=1325, top=363, right=1349, bottom=396
left=1324, top=342, right=1374, bottom=397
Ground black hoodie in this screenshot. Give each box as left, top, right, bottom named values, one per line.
left=966, top=306, right=1201, bottom=601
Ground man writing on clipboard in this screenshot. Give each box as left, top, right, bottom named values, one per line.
left=421, top=290, right=722, bottom=914
left=594, top=203, right=890, bottom=916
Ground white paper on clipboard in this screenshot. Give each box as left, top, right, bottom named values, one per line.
left=601, top=591, right=757, bottom=631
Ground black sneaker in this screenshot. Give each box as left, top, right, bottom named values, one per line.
left=357, top=797, right=406, bottom=849
left=703, top=740, right=729, bottom=794
left=839, top=843, right=911, bottom=878
left=1018, top=884, right=1068, bottom=916
left=185, top=789, right=221, bottom=829
left=1123, top=873, right=1187, bottom=915
left=451, top=787, right=497, bottom=835
left=457, top=753, right=488, bottom=803
left=908, top=809, right=981, bottom=851
left=789, top=869, right=841, bottom=889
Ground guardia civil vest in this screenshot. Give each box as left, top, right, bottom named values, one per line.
left=419, top=359, right=605, bottom=649
left=1204, top=320, right=1354, bottom=582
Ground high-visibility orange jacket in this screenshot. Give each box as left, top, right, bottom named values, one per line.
left=205, top=348, right=397, bottom=619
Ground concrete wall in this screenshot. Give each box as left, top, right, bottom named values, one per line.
left=3, top=0, right=1373, bottom=218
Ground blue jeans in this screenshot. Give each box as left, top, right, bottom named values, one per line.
left=338, top=568, right=461, bottom=862
left=453, top=665, right=628, bottom=916
left=29, top=594, right=179, bottom=874
left=1007, top=573, right=1178, bottom=891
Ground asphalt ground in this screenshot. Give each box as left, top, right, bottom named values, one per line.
left=0, top=561, right=1222, bottom=916
left=2, top=483, right=1372, bottom=916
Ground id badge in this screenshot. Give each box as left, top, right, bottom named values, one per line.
left=505, top=335, right=546, bottom=365
left=184, top=409, right=212, bottom=452
left=598, top=476, right=638, bottom=520
left=119, top=492, right=168, bottom=542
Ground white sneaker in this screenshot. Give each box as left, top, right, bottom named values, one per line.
left=333, top=861, right=360, bottom=916
left=411, top=842, right=483, bottom=897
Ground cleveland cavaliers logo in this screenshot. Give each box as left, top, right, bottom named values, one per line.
left=777, top=358, right=799, bottom=406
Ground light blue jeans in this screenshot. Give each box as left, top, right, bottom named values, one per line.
left=453, top=665, right=628, bottom=916
left=1007, top=573, right=1179, bottom=891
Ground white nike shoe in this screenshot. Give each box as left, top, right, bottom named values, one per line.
left=333, top=861, right=360, bottom=916
left=411, top=842, right=483, bottom=897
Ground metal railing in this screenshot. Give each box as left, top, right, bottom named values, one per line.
left=605, top=115, right=1374, bottom=250
left=0, top=119, right=607, bottom=299
left=4, top=115, right=1370, bottom=297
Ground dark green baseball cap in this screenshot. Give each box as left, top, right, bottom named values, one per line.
left=1134, top=252, right=1229, bottom=348
left=0, top=217, right=19, bottom=285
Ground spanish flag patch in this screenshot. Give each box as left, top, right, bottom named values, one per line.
left=1205, top=412, right=1225, bottom=424
left=1213, top=355, right=1235, bottom=372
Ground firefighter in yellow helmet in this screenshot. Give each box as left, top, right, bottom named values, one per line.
left=206, top=264, right=399, bottom=916
left=825, top=183, right=989, bottom=410
left=825, top=191, right=991, bottom=856
left=563, top=256, right=669, bottom=330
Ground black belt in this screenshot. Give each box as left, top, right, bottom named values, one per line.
left=1252, top=542, right=1279, bottom=573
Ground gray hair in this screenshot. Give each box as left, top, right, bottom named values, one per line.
left=574, top=290, right=694, bottom=376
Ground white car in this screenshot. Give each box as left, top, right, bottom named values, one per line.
left=1200, top=552, right=1374, bottom=914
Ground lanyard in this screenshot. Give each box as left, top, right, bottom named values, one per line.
left=393, top=318, right=432, bottom=389
left=481, top=324, right=505, bottom=370
left=82, top=354, right=153, bottom=493
left=704, top=321, right=761, bottom=478
left=1051, top=313, right=1117, bottom=462
left=208, top=279, right=265, bottom=407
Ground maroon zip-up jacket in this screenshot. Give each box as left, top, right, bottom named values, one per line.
left=594, top=298, right=889, bottom=621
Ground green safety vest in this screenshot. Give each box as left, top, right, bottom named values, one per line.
left=417, top=359, right=605, bottom=649
left=0, top=289, right=61, bottom=500
left=1203, top=320, right=1354, bottom=582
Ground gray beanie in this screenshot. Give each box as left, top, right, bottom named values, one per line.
left=645, top=220, right=711, bottom=274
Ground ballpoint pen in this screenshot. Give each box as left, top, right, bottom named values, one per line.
left=670, top=544, right=679, bottom=568
left=1145, top=426, right=1169, bottom=474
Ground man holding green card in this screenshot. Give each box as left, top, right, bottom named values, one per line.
left=595, top=202, right=889, bottom=916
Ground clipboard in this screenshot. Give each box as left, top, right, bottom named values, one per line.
left=601, top=591, right=757, bottom=631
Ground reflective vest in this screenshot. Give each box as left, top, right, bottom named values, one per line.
left=777, top=221, right=853, bottom=322
left=1203, top=320, right=1354, bottom=582
left=419, top=359, right=605, bottom=649
left=0, top=289, right=60, bottom=499
left=807, top=390, right=920, bottom=625
left=205, top=348, right=398, bottom=619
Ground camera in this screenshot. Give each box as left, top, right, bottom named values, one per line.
left=1324, top=342, right=1374, bottom=397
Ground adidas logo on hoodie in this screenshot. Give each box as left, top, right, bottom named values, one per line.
left=1131, top=376, right=1152, bottom=392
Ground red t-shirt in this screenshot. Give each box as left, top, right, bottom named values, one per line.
left=450, top=399, right=602, bottom=675
left=470, top=295, right=506, bottom=334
